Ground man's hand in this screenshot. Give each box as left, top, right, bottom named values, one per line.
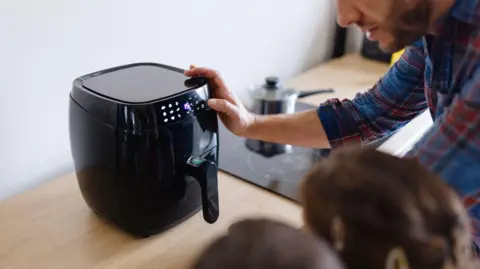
left=185, top=65, right=330, bottom=148
left=184, top=65, right=255, bottom=136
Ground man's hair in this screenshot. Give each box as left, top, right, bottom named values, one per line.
left=300, top=146, right=476, bottom=269
left=191, top=218, right=345, bottom=269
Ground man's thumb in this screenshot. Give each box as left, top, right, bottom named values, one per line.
left=208, top=99, right=239, bottom=117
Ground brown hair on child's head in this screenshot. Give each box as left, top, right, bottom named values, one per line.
left=191, top=217, right=346, bottom=269
left=300, top=146, right=476, bottom=269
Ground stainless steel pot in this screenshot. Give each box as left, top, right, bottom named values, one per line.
left=250, top=76, right=334, bottom=115
left=245, top=80, right=334, bottom=158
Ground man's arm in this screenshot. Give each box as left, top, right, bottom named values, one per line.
left=317, top=39, right=428, bottom=148
left=186, top=40, right=427, bottom=149
left=243, top=40, right=428, bottom=148
left=245, top=109, right=331, bottom=148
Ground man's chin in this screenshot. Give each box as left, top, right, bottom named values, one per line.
left=377, top=41, right=402, bottom=53
left=380, top=31, right=426, bottom=53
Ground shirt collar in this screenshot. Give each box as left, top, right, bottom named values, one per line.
left=450, top=0, right=480, bottom=25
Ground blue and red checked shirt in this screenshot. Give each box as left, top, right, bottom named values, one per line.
left=317, top=0, right=480, bottom=246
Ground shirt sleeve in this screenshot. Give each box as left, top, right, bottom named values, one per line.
left=317, top=39, right=428, bottom=147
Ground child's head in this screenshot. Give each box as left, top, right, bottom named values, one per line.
left=191, top=217, right=345, bottom=269
left=300, top=147, right=476, bottom=269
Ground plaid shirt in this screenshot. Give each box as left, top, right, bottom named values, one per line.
left=317, top=0, right=480, bottom=246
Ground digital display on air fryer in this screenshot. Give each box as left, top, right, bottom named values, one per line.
left=159, top=92, right=208, bottom=124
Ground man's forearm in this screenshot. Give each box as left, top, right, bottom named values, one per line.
left=243, top=109, right=331, bottom=148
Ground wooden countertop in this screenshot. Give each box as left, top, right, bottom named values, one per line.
left=286, top=53, right=390, bottom=103
left=0, top=54, right=390, bottom=269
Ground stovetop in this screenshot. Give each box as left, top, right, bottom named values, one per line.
left=217, top=102, right=332, bottom=203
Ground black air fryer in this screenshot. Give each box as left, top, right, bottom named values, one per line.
left=68, top=63, right=220, bottom=237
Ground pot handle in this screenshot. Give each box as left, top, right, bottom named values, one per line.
left=185, top=156, right=220, bottom=224
left=298, top=89, right=335, bottom=98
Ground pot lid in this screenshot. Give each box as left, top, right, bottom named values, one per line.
left=251, top=77, right=297, bottom=101
left=80, top=63, right=206, bottom=104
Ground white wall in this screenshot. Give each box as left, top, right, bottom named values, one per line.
left=0, top=0, right=346, bottom=200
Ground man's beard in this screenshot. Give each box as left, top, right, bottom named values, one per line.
left=381, top=0, right=432, bottom=52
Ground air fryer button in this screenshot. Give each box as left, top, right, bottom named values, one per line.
left=187, top=156, right=204, bottom=167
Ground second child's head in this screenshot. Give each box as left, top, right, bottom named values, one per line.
left=191, top=218, right=345, bottom=269
left=300, top=147, right=476, bottom=269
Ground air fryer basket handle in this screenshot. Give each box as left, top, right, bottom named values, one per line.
left=186, top=156, right=220, bottom=224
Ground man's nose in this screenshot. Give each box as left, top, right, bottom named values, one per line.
left=336, top=0, right=361, bottom=28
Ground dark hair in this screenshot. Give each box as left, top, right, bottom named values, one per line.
left=300, top=146, right=476, bottom=269
left=191, top=218, right=345, bottom=269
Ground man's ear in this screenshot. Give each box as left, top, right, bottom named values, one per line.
left=385, top=247, right=410, bottom=269
left=330, top=216, right=345, bottom=251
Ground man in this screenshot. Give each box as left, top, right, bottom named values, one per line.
left=184, top=0, right=480, bottom=251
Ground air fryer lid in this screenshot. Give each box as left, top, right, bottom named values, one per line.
left=81, top=63, right=206, bottom=104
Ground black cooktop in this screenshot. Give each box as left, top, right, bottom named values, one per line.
left=217, top=102, right=332, bottom=202
left=217, top=101, right=391, bottom=203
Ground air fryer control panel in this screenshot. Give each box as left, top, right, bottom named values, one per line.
left=160, top=94, right=207, bottom=124
left=157, top=86, right=210, bottom=125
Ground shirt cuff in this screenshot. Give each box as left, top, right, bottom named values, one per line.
left=317, top=99, right=363, bottom=148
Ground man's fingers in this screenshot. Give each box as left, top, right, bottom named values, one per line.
left=207, top=99, right=240, bottom=119
left=185, top=66, right=237, bottom=104
left=184, top=66, right=226, bottom=89
left=184, top=66, right=219, bottom=79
